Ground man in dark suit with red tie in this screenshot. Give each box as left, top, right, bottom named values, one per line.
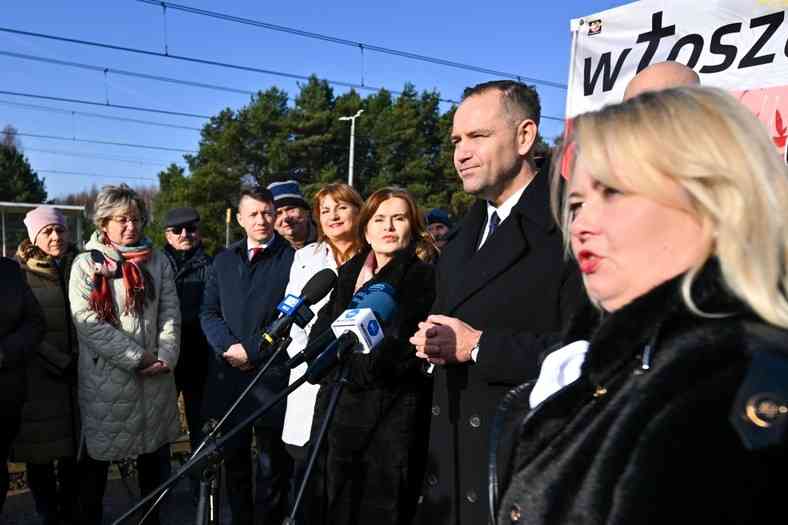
left=200, top=187, right=295, bottom=525
left=411, top=81, right=585, bottom=525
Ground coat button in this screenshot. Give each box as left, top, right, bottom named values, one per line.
left=469, top=415, right=481, bottom=428
left=426, top=473, right=438, bottom=486
left=465, top=490, right=477, bottom=503
left=509, top=503, right=522, bottom=522
left=432, top=405, right=441, bottom=416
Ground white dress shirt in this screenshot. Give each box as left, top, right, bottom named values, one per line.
left=281, top=242, right=339, bottom=447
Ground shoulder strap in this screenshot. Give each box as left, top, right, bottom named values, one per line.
left=729, top=322, right=788, bottom=450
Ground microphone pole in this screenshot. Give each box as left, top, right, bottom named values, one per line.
left=113, top=367, right=312, bottom=525
left=117, top=334, right=293, bottom=525
left=285, top=361, right=351, bottom=524
left=113, top=344, right=310, bottom=525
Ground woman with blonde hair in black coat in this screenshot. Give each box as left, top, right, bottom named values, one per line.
left=493, top=86, right=788, bottom=525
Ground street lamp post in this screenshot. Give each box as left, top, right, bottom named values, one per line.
left=339, top=109, right=364, bottom=187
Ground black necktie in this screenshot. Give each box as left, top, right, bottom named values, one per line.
left=488, top=211, right=500, bottom=239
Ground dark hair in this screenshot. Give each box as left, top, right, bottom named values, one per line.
left=462, top=80, right=541, bottom=128
left=237, top=187, right=275, bottom=209
left=357, top=186, right=438, bottom=263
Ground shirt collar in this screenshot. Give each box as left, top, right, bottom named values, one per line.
left=246, top=235, right=274, bottom=254
left=485, top=180, right=529, bottom=224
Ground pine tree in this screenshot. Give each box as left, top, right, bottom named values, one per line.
left=288, top=76, right=340, bottom=187
left=0, top=126, right=47, bottom=203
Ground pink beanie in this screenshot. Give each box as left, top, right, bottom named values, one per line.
left=23, top=206, right=66, bottom=242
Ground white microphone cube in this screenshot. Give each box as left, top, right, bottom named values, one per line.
left=330, top=308, right=384, bottom=354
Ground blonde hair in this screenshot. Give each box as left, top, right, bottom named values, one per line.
left=93, top=184, right=148, bottom=228
left=555, top=86, right=788, bottom=328
left=358, top=187, right=439, bottom=263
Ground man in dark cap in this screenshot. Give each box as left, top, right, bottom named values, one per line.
left=162, top=207, right=212, bottom=485
left=426, top=208, right=453, bottom=250
left=266, top=180, right=317, bottom=250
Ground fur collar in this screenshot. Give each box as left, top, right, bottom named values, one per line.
left=566, top=258, right=748, bottom=386
left=16, top=239, right=77, bottom=281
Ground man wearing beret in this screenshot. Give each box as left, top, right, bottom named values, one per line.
left=266, top=180, right=317, bottom=250
left=162, top=207, right=212, bottom=485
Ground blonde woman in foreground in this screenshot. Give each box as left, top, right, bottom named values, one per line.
left=492, top=86, right=788, bottom=525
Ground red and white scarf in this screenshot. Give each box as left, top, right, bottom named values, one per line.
left=89, top=233, right=154, bottom=325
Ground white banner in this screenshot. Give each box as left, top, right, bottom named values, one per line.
left=567, top=0, right=788, bottom=155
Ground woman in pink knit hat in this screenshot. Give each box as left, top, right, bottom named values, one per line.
left=11, top=206, right=81, bottom=525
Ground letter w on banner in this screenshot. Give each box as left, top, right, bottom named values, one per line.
left=566, top=0, right=788, bottom=166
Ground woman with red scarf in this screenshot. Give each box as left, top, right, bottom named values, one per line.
left=68, top=184, right=180, bottom=525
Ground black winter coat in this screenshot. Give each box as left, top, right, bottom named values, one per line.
left=493, top=261, right=788, bottom=525
left=199, top=235, right=294, bottom=432
left=12, top=241, right=80, bottom=462
left=417, top=171, right=585, bottom=525
left=308, top=245, right=435, bottom=525
left=0, top=257, right=45, bottom=414
left=164, top=243, right=212, bottom=392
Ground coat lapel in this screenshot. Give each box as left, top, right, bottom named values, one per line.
left=445, top=213, right=528, bottom=314
left=443, top=171, right=554, bottom=314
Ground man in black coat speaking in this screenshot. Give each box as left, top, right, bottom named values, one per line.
left=410, top=80, right=585, bottom=525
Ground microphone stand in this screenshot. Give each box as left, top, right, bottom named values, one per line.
left=194, top=419, right=222, bottom=525
left=114, top=335, right=293, bottom=525
left=284, top=362, right=351, bottom=525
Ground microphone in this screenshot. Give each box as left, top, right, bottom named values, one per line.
left=304, top=284, right=398, bottom=383
left=285, top=282, right=397, bottom=369
left=260, top=268, right=337, bottom=348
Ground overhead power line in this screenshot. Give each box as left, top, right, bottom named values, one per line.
left=0, top=98, right=202, bottom=131
left=0, top=50, right=254, bottom=97
left=137, top=0, right=567, bottom=90
left=0, top=26, right=462, bottom=104
left=12, top=131, right=197, bottom=153
left=0, top=89, right=210, bottom=119
left=0, top=26, right=565, bottom=122
left=24, top=147, right=172, bottom=167
left=38, top=169, right=158, bottom=182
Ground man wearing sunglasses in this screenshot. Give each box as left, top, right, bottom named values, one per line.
left=162, top=207, right=212, bottom=501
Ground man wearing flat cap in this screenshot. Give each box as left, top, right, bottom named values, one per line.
left=267, top=180, right=317, bottom=250
left=162, top=207, right=212, bottom=482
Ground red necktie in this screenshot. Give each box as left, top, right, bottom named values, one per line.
left=250, top=246, right=263, bottom=262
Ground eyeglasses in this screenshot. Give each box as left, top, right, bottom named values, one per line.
left=167, top=224, right=198, bottom=235
left=110, top=215, right=142, bottom=226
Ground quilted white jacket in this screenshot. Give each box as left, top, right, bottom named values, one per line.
left=69, top=233, right=181, bottom=461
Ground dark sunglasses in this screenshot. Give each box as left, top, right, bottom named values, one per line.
left=168, top=224, right=198, bottom=235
